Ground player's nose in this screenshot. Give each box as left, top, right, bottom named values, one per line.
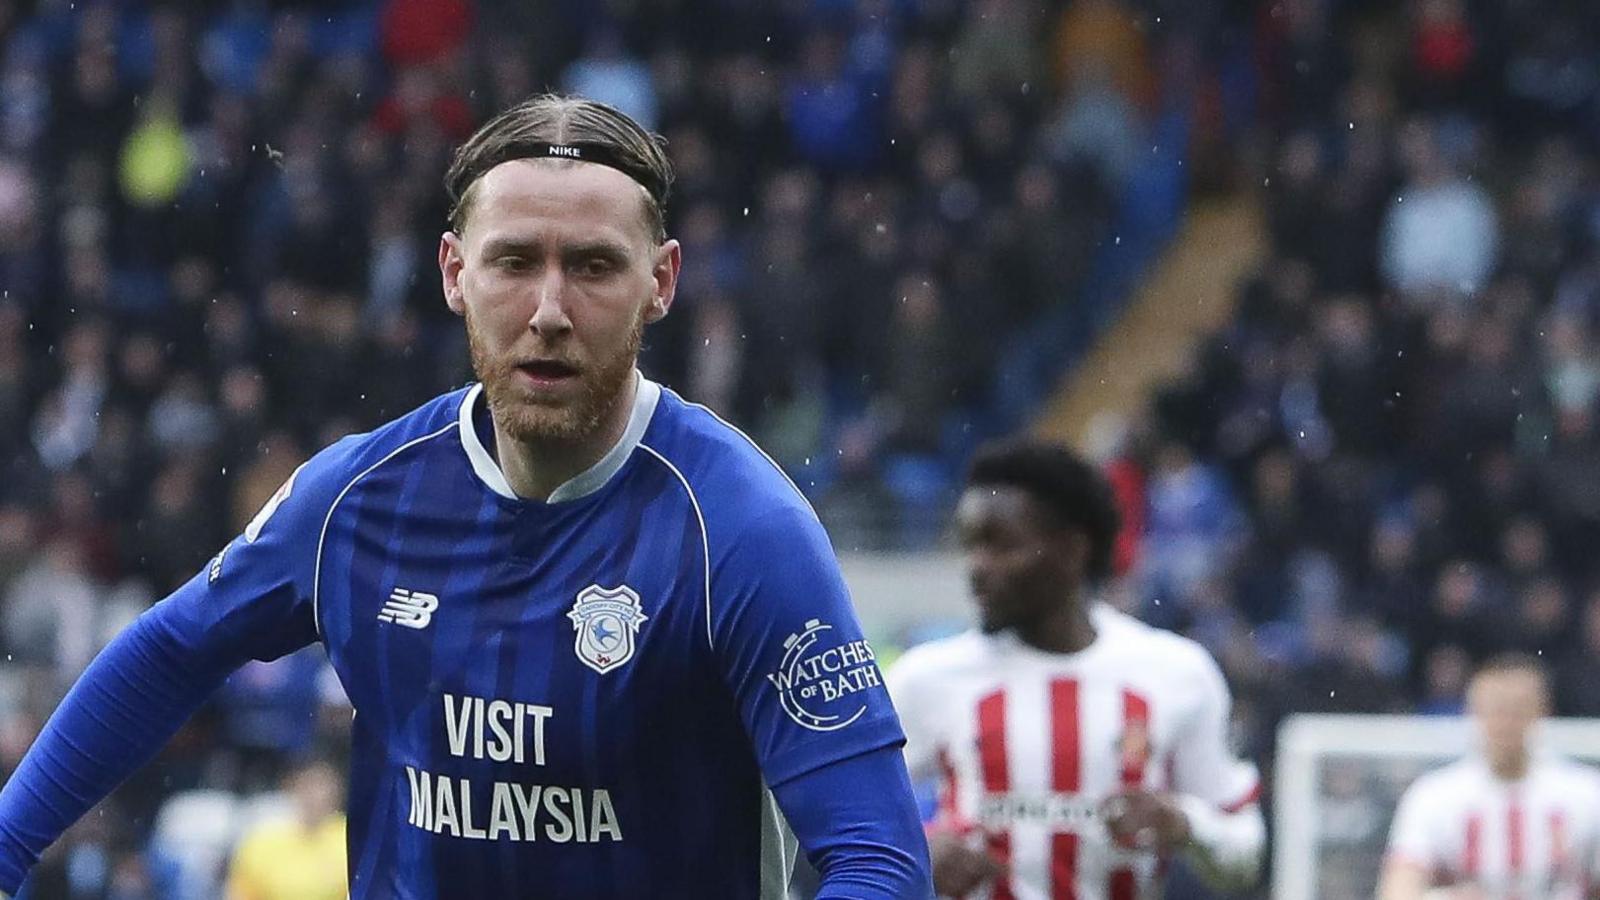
left=527, top=270, right=574, bottom=337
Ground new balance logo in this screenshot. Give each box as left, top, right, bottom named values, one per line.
left=378, top=588, right=439, bottom=629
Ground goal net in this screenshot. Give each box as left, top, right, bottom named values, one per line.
left=1272, top=714, right=1600, bottom=900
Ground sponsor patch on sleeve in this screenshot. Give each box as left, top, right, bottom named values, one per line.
left=765, top=619, right=886, bottom=732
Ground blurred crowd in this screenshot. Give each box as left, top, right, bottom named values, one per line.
left=1104, top=0, right=1600, bottom=792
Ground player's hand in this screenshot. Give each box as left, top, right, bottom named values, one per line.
left=928, top=829, right=1006, bottom=897
left=1100, top=790, right=1192, bottom=853
left=1421, top=887, right=1487, bottom=900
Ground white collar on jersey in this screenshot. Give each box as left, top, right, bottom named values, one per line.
left=457, top=371, right=662, bottom=503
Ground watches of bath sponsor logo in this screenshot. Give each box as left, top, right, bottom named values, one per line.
left=567, top=585, right=648, bottom=674
left=766, top=619, right=884, bottom=732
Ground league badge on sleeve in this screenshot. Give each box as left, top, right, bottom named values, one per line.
left=567, top=585, right=649, bottom=674
left=244, top=462, right=304, bottom=543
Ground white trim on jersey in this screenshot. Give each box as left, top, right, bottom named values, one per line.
left=456, top=372, right=662, bottom=502
left=635, top=443, right=714, bottom=649
left=665, top=387, right=818, bottom=520
left=312, top=424, right=457, bottom=638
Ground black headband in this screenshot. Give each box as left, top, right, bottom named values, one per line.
left=470, top=141, right=668, bottom=207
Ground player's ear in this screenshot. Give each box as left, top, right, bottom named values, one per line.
left=644, top=238, right=681, bottom=325
left=440, top=232, right=467, bottom=317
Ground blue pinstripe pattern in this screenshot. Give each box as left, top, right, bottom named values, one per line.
left=302, top=383, right=902, bottom=898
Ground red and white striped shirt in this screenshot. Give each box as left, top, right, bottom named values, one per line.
left=1386, top=754, right=1600, bottom=899
left=887, top=605, right=1260, bottom=899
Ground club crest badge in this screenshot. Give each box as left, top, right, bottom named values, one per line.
left=566, top=585, right=648, bottom=675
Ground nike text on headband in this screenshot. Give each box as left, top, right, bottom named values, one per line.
left=460, top=141, right=668, bottom=208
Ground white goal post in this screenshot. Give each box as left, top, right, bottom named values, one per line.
left=1273, top=714, right=1600, bottom=900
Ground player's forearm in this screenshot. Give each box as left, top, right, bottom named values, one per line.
left=775, top=746, right=934, bottom=899
left=1176, top=795, right=1265, bottom=892
left=1376, top=858, right=1430, bottom=900
left=0, top=599, right=235, bottom=893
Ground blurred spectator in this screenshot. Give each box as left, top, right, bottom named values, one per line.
left=1416, top=644, right=1470, bottom=716
left=1406, top=0, right=1478, bottom=109
left=784, top=30, right=881, bottom=171
left=562, top=30, right=659, bottom=131
left=1380, top=118, right=1499, bottom=300
left=1556, top=592, right=1600, bottom=717
left=949, top=0, right=1043, bottom=107
left=1142, top=441, right=1246, bottom=606
left=223, top=760, right=346, bottom=900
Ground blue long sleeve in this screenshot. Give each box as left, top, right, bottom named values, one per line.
left=0, top=597, right=245, bottom=894
left=774, top=744, right=933, bottom=899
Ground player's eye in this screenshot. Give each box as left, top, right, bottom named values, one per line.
left=496, top=255, right=534, bottom=272
left=574, top=257, right=616, bottom=279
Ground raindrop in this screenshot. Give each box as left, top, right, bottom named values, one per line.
left=1348, top=122, right=1354, bottom=130
left=743, top=207, right=750, bottom=216
left=1114, top=236, right=1122, bottom=245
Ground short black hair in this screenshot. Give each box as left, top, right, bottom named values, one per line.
left=966, top=440, right=1122, bottom=581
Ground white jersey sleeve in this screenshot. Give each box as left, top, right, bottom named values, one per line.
left=1170, top=646, right=1260, bottom=809
left=1386, top=776, right=1444, bottom=868
left=884, top=646, right=947, bottom=785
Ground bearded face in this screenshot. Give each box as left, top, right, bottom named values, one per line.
left=465, top=301, right=644, bottom=444
left=440, top=158, right=678, bottom=447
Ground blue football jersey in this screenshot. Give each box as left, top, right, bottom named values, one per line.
left=188, top=375, right=905, bottom=898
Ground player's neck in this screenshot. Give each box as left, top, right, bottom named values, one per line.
left=492, top=373, right=638, bottom=501
left=1013, top=600, right=1096, bottom=655
left=1488, top=752, right=1531, bottom=782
